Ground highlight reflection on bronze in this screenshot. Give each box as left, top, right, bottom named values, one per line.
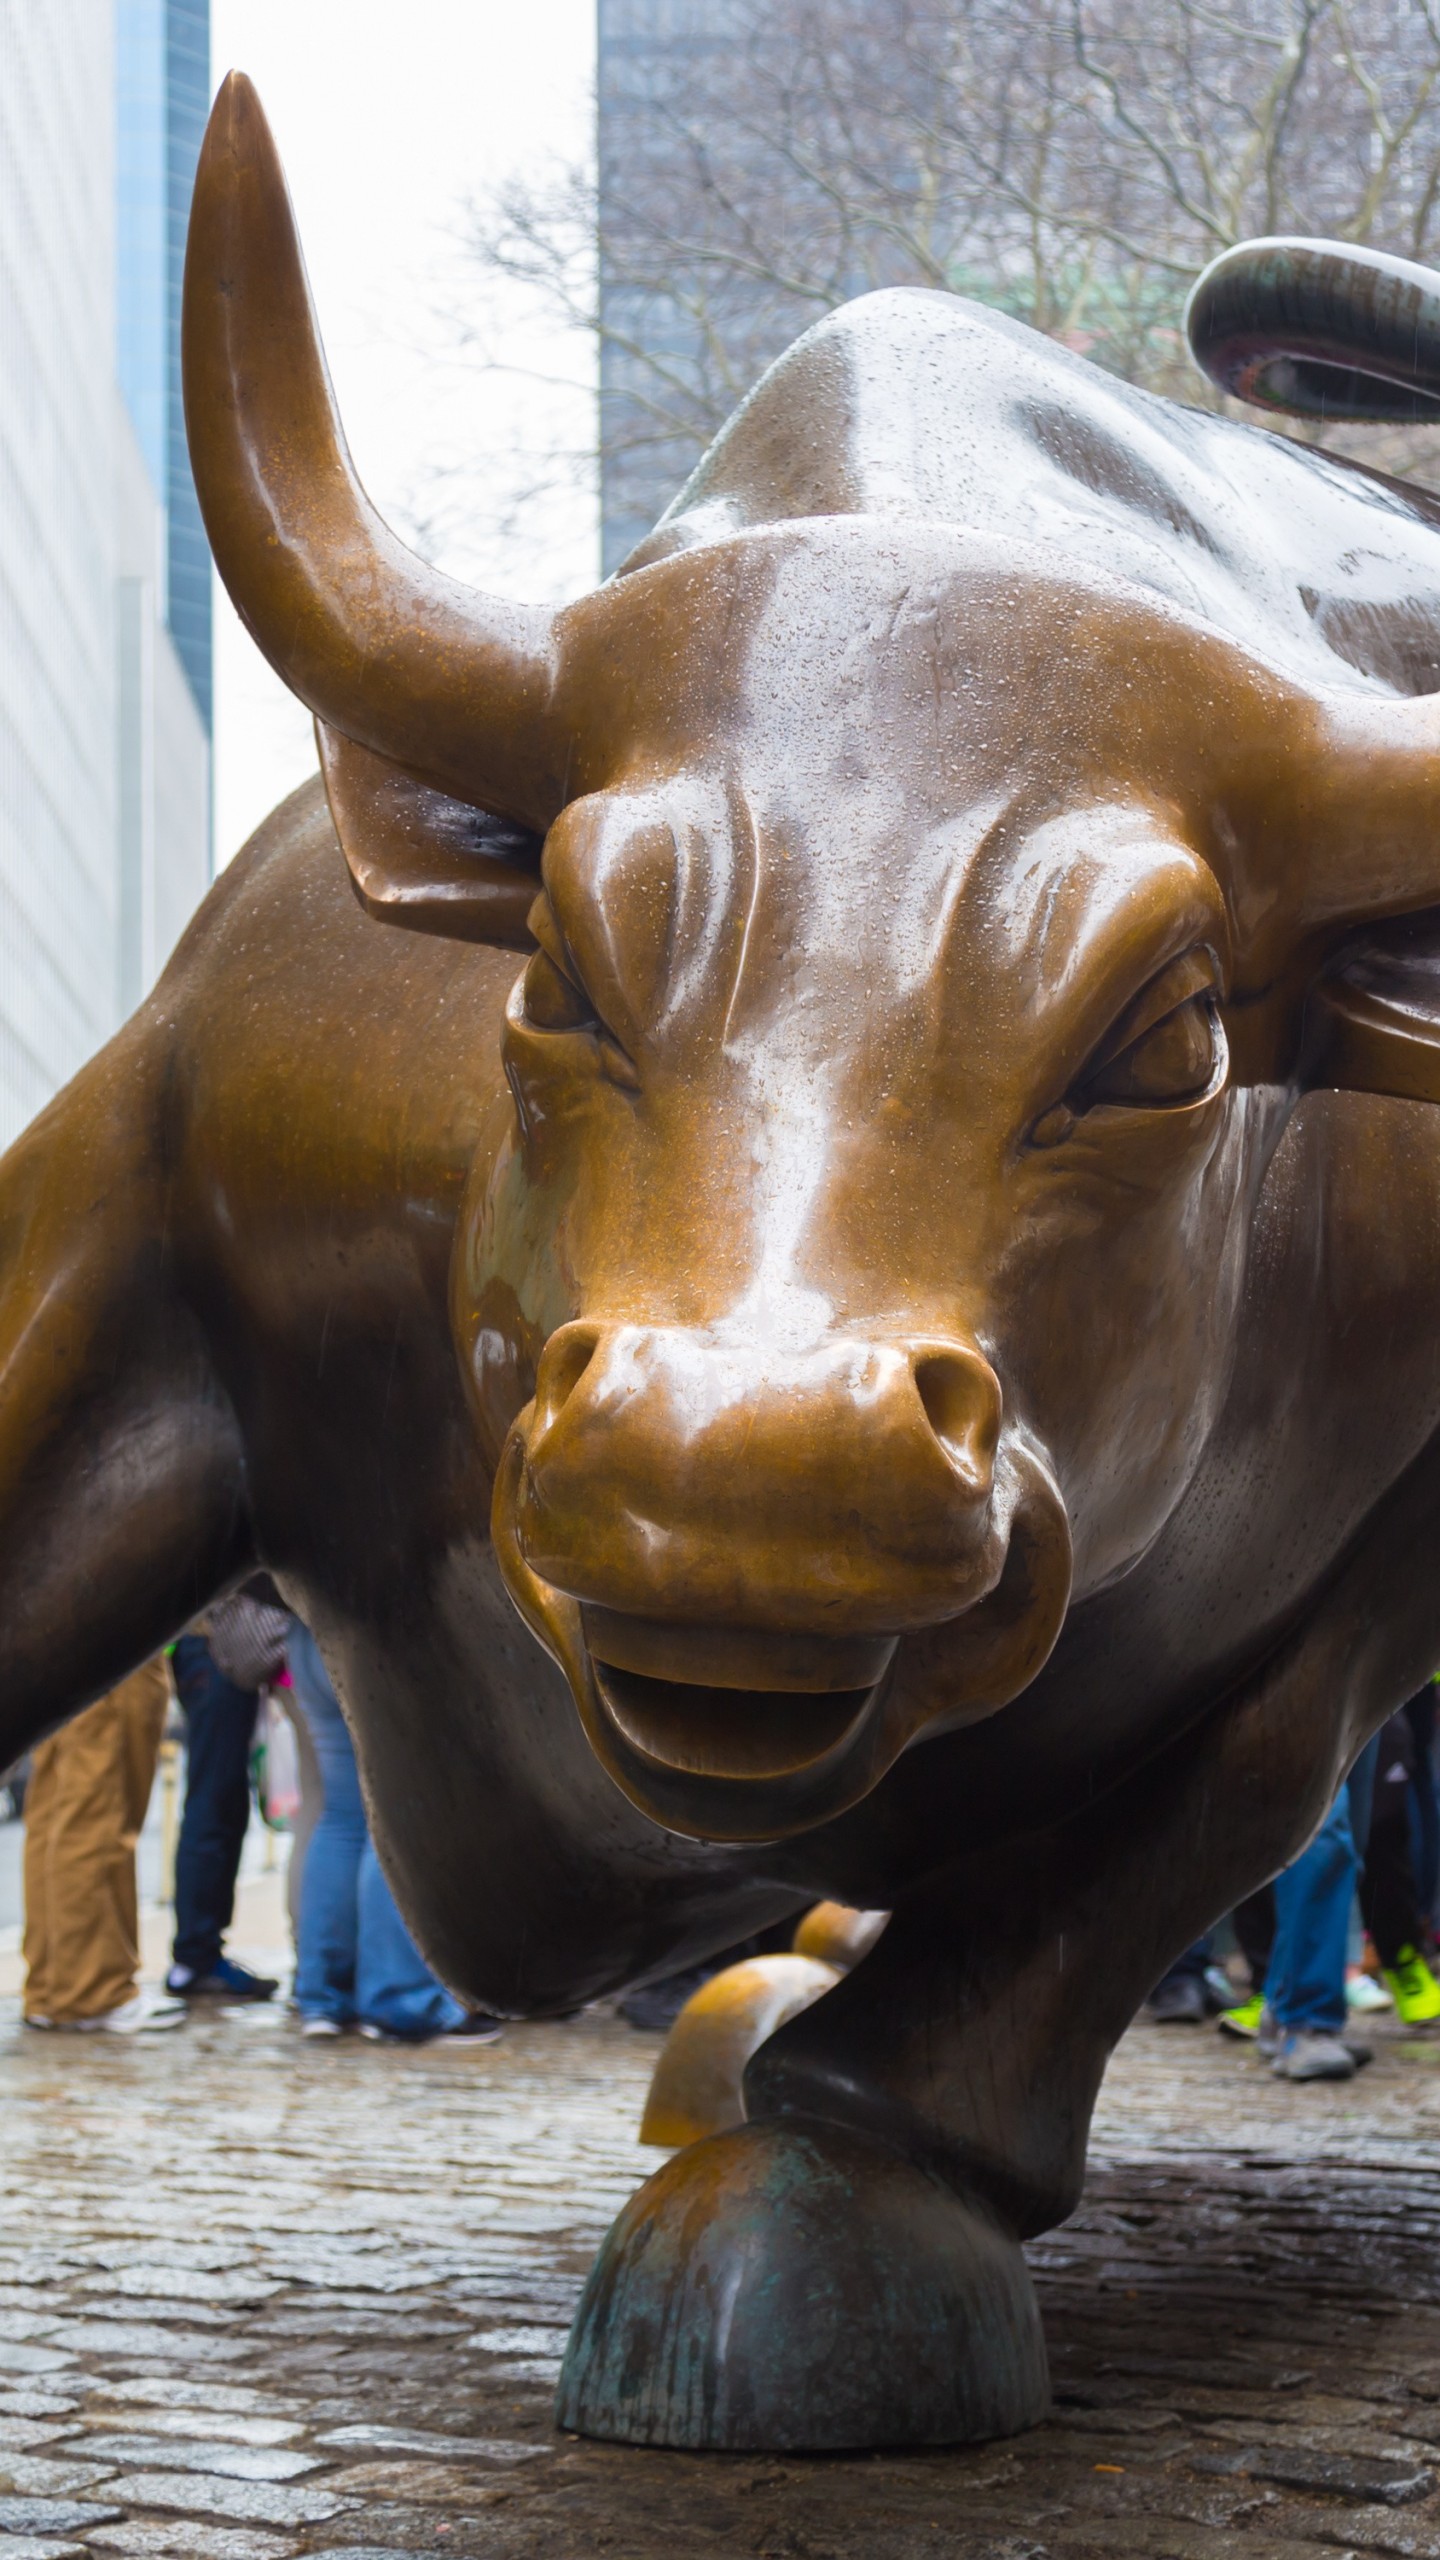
left=5, top=73, right=1440, bottom=2450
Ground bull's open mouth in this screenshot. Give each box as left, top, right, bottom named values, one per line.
left=589, top=1660, right=879, bottom=1782
left=490, top=1417, right=1072, bottom=1842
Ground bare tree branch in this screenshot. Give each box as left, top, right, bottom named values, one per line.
left=437, top=0, right=1440, bottom=565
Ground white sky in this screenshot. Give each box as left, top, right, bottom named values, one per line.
left=209, top=0, right=597, bottom=861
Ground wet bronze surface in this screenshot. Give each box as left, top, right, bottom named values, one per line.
left=5, top=69, right=1440, bottom=2447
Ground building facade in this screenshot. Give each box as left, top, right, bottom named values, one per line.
left=596, top=0, right=791, bottom=576
left=0, top=0, right=210, bottom=1151
left=596, top=0, right=719, bottom=574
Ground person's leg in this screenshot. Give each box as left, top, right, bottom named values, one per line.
left=169, top=1634, right=266, bottom=1990
left=1360, top=1713, right=1440, bottom=2021
left=1346, top=1732, right=1381, bottom=1868
left=21, top=1728, right=61, bottom=2023
left=1361, top=1714, right=1420, bottom=1965
left=355, top=1839, right=466, bottom=2039
left=286, top=1624, right=366, bottom=2024
left=1215, top=1884, right=1277, bottom=2037
left=1267, top=1791, right=1359, bottom=2072
left=1145, top=1934, right=1213, bottom=2022
left=113, top=1658, right=168, bottom=1973
left=1404, top=1684, right=1440, bottom=1919
left=1233, top=1885, right=1275, bottom=1992
left=31, top=1670, right=165, bottom=2022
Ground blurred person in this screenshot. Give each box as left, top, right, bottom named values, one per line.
left=24, top=1659, right=184, bottom=2034
left=1361, top=1709, right=1440, bottom=2026
left=1216, top=1886, right=1276, bottom=2039
left=1402, top=1678, right=1440, bottom=1922
left=286, top=1621, right=500, bottom=2045
left=164, top=1581, right=286, bottom=2004
left=1260, top=1737, right=1381, bottom=2082
left=1145, top=1932, right=1236, bottom=2025
left=618, top=1918, right=805, bottom=2031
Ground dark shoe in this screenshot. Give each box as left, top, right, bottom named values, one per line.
left=619, top=1968, right=718, bottom=2031
left=167, top=1957, right=278, bottom=2003
left=1147, top=1974, right=1207, bottom=2024
left=358, top=2010, right=503, bottom=2046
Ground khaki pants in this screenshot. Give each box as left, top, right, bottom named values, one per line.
left=23, top=1660, right=169, bottom=2023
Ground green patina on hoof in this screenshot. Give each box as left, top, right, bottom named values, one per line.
left=554, top=2113, right=1049, bottom=2450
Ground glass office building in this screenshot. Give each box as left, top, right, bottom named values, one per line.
left=596, top=0, right=778, bottom=575
left=0, top=0, right=211, bottom=1147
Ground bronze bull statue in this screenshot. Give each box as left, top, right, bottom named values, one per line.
left=7, top=76, right=1440, bottom=2445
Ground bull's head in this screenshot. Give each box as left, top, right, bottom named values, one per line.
left=186, top=78, right=1440, bottom=1842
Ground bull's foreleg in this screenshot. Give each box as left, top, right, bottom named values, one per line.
left=0, top=1031, right=249, bottom=1753
left=557, top=1441, right=1440, bottom=2451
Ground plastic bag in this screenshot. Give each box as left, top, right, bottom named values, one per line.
left=251, top=1692, right=300, bottom=1830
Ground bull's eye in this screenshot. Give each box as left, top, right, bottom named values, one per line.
left=522, top=946, right=598, bottom=1034
left=520, top=891, right=601, bottom=1033
left=515, top=892, right=641, bottom=1090
left=1082, top=991, right=1219, bottom=1108
left=1034, top=947, right=1225, bottom=1143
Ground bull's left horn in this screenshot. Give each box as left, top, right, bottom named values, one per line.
left=183, top=72, right=563, bottom=832
left=1186, top=235, right=1440, bottom=424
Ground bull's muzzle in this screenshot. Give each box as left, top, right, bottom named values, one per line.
left=491, top=1322, right=1070, bottom=1839
left=522, top=1319, right=1004, bottom=1628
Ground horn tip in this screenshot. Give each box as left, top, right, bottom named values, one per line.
left=204, top=68, right=271, bottom=162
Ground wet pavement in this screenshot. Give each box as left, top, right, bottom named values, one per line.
left=2, top=1985, right=1440, bottom=2559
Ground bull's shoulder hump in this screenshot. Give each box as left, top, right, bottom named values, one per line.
left=155, top=771, right=366, bottom=983
left=156, top=772, right=507, bottom=1020
left=630, top=287, right=1440, bottom=694
left=149, top=772, right=520, bottom=1194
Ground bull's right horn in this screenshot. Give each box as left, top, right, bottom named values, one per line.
left=1186, top=235, right=1440, bottom=425
left=183, top=72, right=564, bottom=834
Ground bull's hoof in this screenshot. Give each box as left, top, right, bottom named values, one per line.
left=554, top=2114, right=1049, bottom=2450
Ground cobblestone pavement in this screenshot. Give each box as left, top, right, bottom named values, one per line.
left=3, top=1992, right=1440, bottom=2560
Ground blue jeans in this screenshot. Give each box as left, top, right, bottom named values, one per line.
left=170, top=1634, right=257, bottom=1976
left=286, top=1624, right=463, bottom=2038
left=1267, top=1736, right=1381, bottom=2035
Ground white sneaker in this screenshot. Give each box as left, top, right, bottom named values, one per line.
left=1272, top=2028, right=1360, bottom=2081
left=23, top=2013, right=53, bottom=2030
left=1346, top=1968, right=1393, bottom=2013
left=69, top=1990, right=186, bottom=2035
left=300, top=2014, right=344, bottom=2039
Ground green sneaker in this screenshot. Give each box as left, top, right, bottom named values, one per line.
left=1382, top=1946, right=1440, bottom=2027
left=1217, top=1992, right=1267, bottom=2041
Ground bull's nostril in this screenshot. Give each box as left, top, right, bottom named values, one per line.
left=913, top=1348, right=1001, bottom=1493
left=534, top=1323, right=601, bottom=1436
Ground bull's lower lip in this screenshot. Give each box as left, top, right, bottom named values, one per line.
left=590, top=1658, right=879, bottom=1782
left=490, top=1414, right=1073, bottom=1842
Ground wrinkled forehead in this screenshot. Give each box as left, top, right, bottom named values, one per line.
left=556, top=518, right=1280, bottom=826
left=545, top=524, right=1266, bottom=993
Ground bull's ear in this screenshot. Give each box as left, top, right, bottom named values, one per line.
left=1304, top=910, right=1440, bottom=1106
left=318, top=724, right=542, bottom=951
